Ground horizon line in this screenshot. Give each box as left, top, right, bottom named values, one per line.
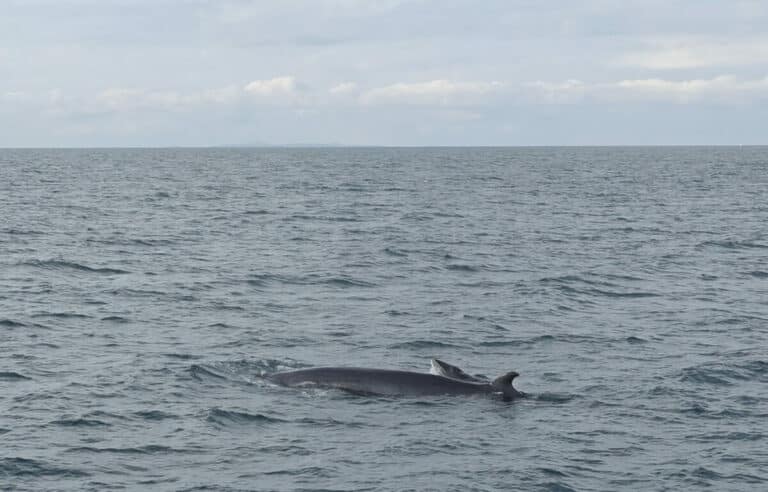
left=1, top=144, right=766, bottom=150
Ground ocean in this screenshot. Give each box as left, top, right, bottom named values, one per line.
left=1, top=147, right=766, bottom=491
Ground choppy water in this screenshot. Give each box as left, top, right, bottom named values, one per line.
left=1, top=147, right=767, bottom=491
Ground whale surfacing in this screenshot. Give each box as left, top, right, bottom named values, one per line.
left=268, top=360, right=522, bottom=400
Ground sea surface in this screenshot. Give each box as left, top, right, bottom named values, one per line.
left=1, top=147, right=767, bottom=491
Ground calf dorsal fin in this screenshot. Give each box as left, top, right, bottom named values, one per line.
left=430, top=359, right=486, bottom=383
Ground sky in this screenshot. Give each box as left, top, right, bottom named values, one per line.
left=1, top=0, right=767, bottom=147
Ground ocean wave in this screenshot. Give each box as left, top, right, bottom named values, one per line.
left=67, top=445, right=198, bottom=455
left=479, top=333, right=645, bottom=349
left=21, top=259, right=130, bottom=274
left=83, top=410, right=129, bottom=422
left=689, top=466, right=766, bottom=484
left=539, top=467, right=568, bottom=478
left=207, top=322, right=236, bottom=329
left=262, top=466, right=334, bottom=478
left=680, top=360, right=768, bottom=386
left=133, top=410, right=178, bottom=421
left=540, top=274, right=614, bottom=287
left=686, top=431, right=764, bottom=442
left=383, top=247, right=408, bottom=257
left=0, top=371, right=32, bottom=381
left=246, top=273, right=376, bottom=288
left=206, top=408, right=287, bottom=427
left=1, top=228, right=45, bottom=236
left=539, top=274, right=659, bottom=299
left=387, top=340, right=466, bottom=350
left=191, top=359, right=293, bottom=381
left=49, top=417, right=111, bottom=427
left=87, top=237, right=176, bottom=247
left=625, top=336, right=648, bottom=344
left=32, top=342, right=60, bottom=349
left=698, top=239, right=768, bottom=250
left=254, top=444, right=313, bottom=456
left=0, top=457, right=89, bottom=477
left=384, top=309, right=410, bottom=316
left=108, top=288, right=167, bottom=299
left=129, top=237, right=176, bottom=246
left=163, top=353, right=202, bottom=360
left=189, top=364, right=228, bottom=380
left=0, top=319, right=26, bottom=327
left=210, top=303, right=245, bottom=311
left=288, top=213, right=360, bottom=222
left=249, top=359, right=301, bottom=374
left=564, top=285, right=657, bottom=299
left=539, top=481, right=577, bottom=492
left=32, top=312, right=92, bottom=319
left=446, top=263, right=482, bottom=272
left=324, top=277, right=377, bottom=288
left=295, top=417, right=368, bottom=428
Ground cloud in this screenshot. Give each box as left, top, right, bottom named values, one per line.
left=526, top=75, right=768, bottom=103
left=619, top=37, right=768, bottom=69
left=329, top=82, right=358, bottom=94
left=613, top=75, right=768, bottom=102
left=95, top=87, right=180, bottom=111
left=524, top=80, right=587, bottom=104
left=360, top=79, right=504, bottom=105
left=47, top=88, right=63, bottom=104
left=243, top=76, right=297, bottom=96
left=10, top=74, right=768, bottom=119
left=94, top=87, right=241, bottom=111
left=211, top=1, right=413, bottom=24
left=2, top=91, right=28, bottom=102
left=91, top=78, right=306, bottom=113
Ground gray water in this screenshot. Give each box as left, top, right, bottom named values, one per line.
left=1, top=147, right=767, bottom=491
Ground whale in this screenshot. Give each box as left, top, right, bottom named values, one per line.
left=268, top=360, right=522, bottom=400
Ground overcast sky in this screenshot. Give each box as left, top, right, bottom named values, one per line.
left=2, top=0, right=767, bottom=147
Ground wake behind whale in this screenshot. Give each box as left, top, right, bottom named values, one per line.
left=268, top=359, right=523, bottom=400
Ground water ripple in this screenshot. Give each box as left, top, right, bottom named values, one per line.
left=67, top=445, right=200, bottom=455
left=20, top=258, right=130, bottom=275
left=0, top=371, right=32, bottom=381
left=206, top=408, right=287, bottom=427
left=49, top=417, right=111, bottom=427
left=0, top=457, right=89, bottom=478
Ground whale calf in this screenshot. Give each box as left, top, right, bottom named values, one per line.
left=429, top=358, right=488, bottom=383
left=269, top=360, right=522, bottom=400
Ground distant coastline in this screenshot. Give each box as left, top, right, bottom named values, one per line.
left=213, top=143, right=348, bottom=149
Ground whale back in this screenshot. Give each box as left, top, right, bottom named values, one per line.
left=269, top=365, right=523, bottom=400
left=430, top=360, right=522, bottom=400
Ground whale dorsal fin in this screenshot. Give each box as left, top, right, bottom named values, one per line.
left=491, top=371, right=519, bottom=388
left=430, top=359, right=486, bottom=383
left=491, top=371, right=522, bottom=400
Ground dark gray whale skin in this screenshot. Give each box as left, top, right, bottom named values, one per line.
left=268, top=367, right=522, bottom=400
